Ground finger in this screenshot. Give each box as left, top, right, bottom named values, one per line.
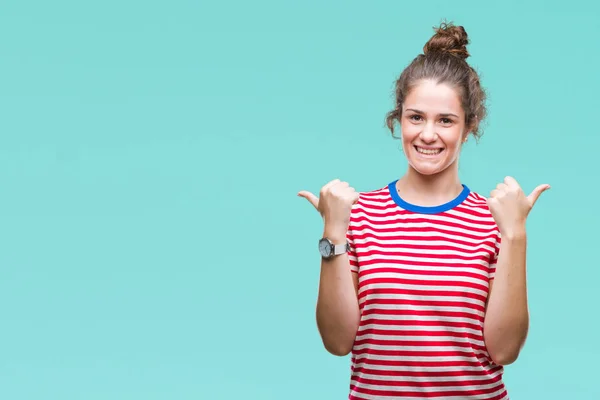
left=496, top=183, right=508, bottom=191
left=503, top=176, right=520, bottom=189
left=330, top=180, right=348, bottom=192
left=489, top=189, right=500, bottom=198
left=347, top=187, right=359, bottom=202
left=322, top=179, right=341, bottom=193
left=527, top=184, right=551, bottom=206
left=297, top=190, right=319, bottom=210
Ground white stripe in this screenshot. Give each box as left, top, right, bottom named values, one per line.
left=359, top=282, right=489, bottom=298
left=446, top=207, right=495, bottom=221
left=360, top=313, right=484, bottom=326
left=353, top=343, right=488, bottom=356
left=356, top=195, right=397, bottom=205
left=361, top=270, right=489, bottom=286
left=352, top=243, right=494, bottom=259
left=355, top=333, right=486, bottom=348
left=361, top=303, right=485, bottom=318
left=360, top=293, right=486, bottom=308
left=394, top=212, right=494, bottom=230
left=351, top=230, right=495, bottom=249
left=356, top=254, right=490, bottom=268
left=358, top=264, right=490, bottom=281
left=352, top=362, right=499, bottom=374
left=352, top=354, right=484, bottom=363
left=354, top=369, right=502, bottom=383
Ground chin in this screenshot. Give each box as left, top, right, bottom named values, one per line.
left=406, top=156, right=449, bottom=176
left=409, top=163, right=444, bottom=176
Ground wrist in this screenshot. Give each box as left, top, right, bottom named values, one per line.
left=500, top=226, right=527, bottom=241
left=323, top=226, right=348, bottom=243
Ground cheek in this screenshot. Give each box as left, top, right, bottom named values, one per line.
left=400, top=121, right=419, bottom=142
left=440, top=128, right=465, bottom=149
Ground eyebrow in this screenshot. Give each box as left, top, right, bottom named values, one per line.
left=405, top=108, right=459, bottom=118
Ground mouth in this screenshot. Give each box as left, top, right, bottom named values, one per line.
left=414, top=146, right=444, bottom=156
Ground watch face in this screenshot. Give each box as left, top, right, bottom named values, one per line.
left=319, top=238, right=332, bottom=257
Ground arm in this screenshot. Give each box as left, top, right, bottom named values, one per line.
left=483, top=230, right=529, bottom=366
left=483, top=176, right=549, bottom=366
left=298, top=179, right=362, bottom=357
left=315, top=228, right=360, bottom=356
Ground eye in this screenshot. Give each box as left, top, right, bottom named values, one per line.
left=409, top=114, right=423, bottom=122
left=440, top=117, right=453, bottom=125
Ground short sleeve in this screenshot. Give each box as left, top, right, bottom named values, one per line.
left=347, top=228, right=359, bottom=273
left=489, top=231, right=501, bottom=280
left=347, top=200, right=360, bottom=274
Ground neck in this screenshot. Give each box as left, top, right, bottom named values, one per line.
left=396, top=163, right=463, bottom=207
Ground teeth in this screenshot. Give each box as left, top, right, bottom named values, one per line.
left=416, top=147, right=442, bottom=155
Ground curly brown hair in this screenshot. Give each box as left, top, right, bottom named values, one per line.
left=385, top=22, right=487, bottom=141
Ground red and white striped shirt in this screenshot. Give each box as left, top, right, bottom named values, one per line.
left=346, top=181, right=506, bottom=400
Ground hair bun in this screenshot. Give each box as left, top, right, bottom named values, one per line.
left=423, top=22, right=470, bottom=60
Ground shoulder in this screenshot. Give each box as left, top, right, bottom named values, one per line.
left=348, top=183, right=394, bottom=225
left=353, top=183, right=392, bottom=209
left=459, top=189, right=498, bottom=227
left=464, top=189, right=490, bottom=210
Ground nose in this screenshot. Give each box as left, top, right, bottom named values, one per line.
left=419, top=122, right=437, bottom=143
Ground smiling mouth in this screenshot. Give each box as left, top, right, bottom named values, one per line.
left=415, top=146, right=443, bottom=156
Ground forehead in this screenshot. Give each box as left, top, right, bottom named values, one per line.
left=404, top=79, right=463, bottom=115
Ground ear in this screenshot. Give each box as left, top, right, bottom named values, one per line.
left=462, top=131, right=470, bottom=144
left=463, top=118, right=478, bottom=143
left=467, top=117, right=479, bottom=138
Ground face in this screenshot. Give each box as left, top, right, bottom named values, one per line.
left=400, top=79, right=469, bottom=176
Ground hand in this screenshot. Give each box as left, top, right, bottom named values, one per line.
left=298, top=179, right=360, bottom=238
left=487, top=176, right=550, bottom=237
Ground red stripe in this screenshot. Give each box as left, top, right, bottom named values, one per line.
left=358, top=266, right=490, bottom=281
left=360, top=309, right=485, bottom=324
left=352, top=366, right=501, bottom=377
left=360, top=277, right=488, bottom=293
left=353, top=233, right=495, bottom=250
left=357, top=287, right=488, bottom=303
left=359, top=297, right=486, bottom=313
left=353, top=374, right=503, bottom=388
left=350, top=358, right=489, bottom=368
left=350, top=382, right=506, bottom=398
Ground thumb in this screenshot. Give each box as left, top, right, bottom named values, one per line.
left=297, top=190, right=319, bottom=210
left=527, top=184, right=551, bottom=206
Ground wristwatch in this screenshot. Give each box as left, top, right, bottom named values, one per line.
left=318, top=237, right=350, bottom=259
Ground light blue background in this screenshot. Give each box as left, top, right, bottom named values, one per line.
left=0, top=1, right=597, bottom=399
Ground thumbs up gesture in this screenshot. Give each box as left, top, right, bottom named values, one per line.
left=487, top=176, right=550, bottom=237
left=298, top=179, right=360, bottom=239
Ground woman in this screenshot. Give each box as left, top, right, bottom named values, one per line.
left=298, top=23, right=549, bottom=400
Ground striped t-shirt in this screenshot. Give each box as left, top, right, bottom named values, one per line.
left=346, top=180, right=506, bottom=400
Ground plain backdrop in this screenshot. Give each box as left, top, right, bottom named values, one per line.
left=0, top=0, right=598, bottom=399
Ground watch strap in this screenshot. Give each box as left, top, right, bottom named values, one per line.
left=332, top=241, right=350, bottom=255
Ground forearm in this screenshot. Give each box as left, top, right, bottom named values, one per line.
left=483, top=230, right=529, bottom=365
left=316, top=230, right=360, bottom=356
